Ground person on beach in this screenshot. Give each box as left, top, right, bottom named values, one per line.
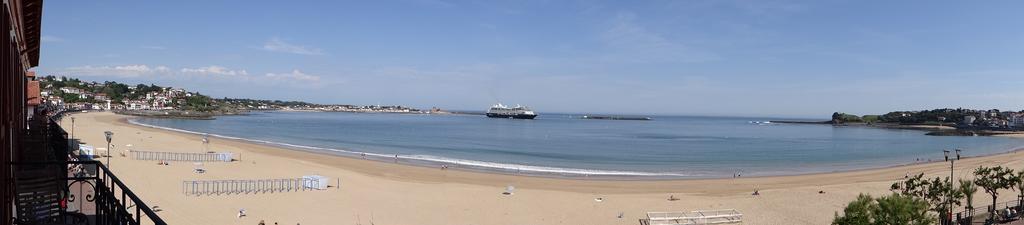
left=258, top=220, right=265, bottom=225
left=238, top=208, right=246, bottom=218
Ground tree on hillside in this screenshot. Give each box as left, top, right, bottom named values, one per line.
left=61, top=92, right=81, bottom=103
left=185, top=94, right=214, bottom=111
left=973, top=166, right=1015, bottom=221
left=833, top=193, right=934, bottom=225
left=832, top=112, right=864, bottom=124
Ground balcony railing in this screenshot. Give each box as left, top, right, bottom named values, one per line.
left=12, top=114, right=166, bottom=225
left=13, top=161, right=166, bottom=225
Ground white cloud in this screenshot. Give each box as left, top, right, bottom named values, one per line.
left=58, top=64, right=327, bottom=88
left=41, top=35, right=65, bottom=43
left=262, top=38, right=324, bottom=55
left=264, top=70, right=320, bottom=81
left=181, top=66, right=249, bottom=76
left=65, top=64, right=171, bottom=77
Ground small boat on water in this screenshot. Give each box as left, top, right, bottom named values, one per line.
left=486, top=103, right=537, bottom=119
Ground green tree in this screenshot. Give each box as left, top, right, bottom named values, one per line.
left=62, top=93, right=81, bottom=103
left=927, top=177, right=962, bottom=220
left=891, top=174, right=961, bottom=220
left=892, top=173, right=928, bottom=197
left=832, top=112, right=864, bottom=124
left=833, top=193, right=935, bottom=225
left=960, top=179, right=978, bottom=217
left=874, top=194, right=934, bottom=225
left=1014, top=171, right=1024, bottom=214
left=834, top=194, right=874, bottom=225
left=973, top=166, right=1015, bottom=220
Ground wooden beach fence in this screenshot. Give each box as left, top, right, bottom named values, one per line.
left=182, top=176, right=331, bottom=196
left=131, top=150, right=233, bottom=162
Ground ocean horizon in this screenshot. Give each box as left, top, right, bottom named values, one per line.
left=129, top=111, right=1024, bottom=179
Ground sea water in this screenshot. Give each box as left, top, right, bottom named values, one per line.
left=129, top=111, right=1024, bottom=178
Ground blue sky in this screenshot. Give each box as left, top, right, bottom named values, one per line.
left=34, top=1, right=1024, bottom=118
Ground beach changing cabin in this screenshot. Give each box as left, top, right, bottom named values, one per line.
left=302, top=175, right=329, bottom=190
left=79, top=144, right=96, bottom=159
left=215, top=152, right=233, bottom=162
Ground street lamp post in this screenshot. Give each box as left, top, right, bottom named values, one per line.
left=70, top=117, right=75, bottom=140
left=202, top=133, right=210, bottom=153
left=944, top=149, right=962, bottom=225
left=105, top=131, right=114, bottom=168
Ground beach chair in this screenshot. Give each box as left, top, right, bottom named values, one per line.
left=502, top=185, right=515, bottom=195
left=193, top=162, right=206, bottom=174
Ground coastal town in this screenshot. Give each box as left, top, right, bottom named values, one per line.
left=826, top=109, right=1024, bottom=135
left=32, top=75, right=430, bottom=117
left=833, top=109, right=1024, bottom=128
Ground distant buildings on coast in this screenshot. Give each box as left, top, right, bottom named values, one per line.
left=35, top=75, right=432, bottom=115
left=877, top=108, right=1024, bottom=130
left=956, top=110, right=1024, bottom=129
left=281, top=104, right=422, bottom=113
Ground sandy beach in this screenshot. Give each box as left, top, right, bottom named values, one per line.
left=63, top=111, right=1024, bottom=225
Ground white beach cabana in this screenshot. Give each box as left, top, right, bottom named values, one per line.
left=216, top=152, right=234, bottom=162
left=78, top=144, right=95, bottom=159
left=302, top=175, right=329, bottom=190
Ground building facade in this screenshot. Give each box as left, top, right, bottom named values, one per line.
left=3, top=0, right=43, bottom=223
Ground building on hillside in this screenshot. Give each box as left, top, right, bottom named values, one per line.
left=26, top=71, right=40, bottom=119
left=127, top=100, right=151, bottom=110
left=1010, top=114, right=1024, bottom=128
left=963, top=116, right=976, bottom=125
left=59, top=86, right=82, bottom=95
left=94, top=93, right=109, bottom=101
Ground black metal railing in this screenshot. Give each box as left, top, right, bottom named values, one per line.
left=12, top=115, right=166, bottom=225
left=13, top=161, right=167, bottom=225
left=952, top=199, right=1023, bottom=225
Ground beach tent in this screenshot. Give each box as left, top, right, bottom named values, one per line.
left=79, top=144, right=95, bottom=159
left=302, top=175, right=329, bottom=190
left=97, top=148, right=110, bottom=157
